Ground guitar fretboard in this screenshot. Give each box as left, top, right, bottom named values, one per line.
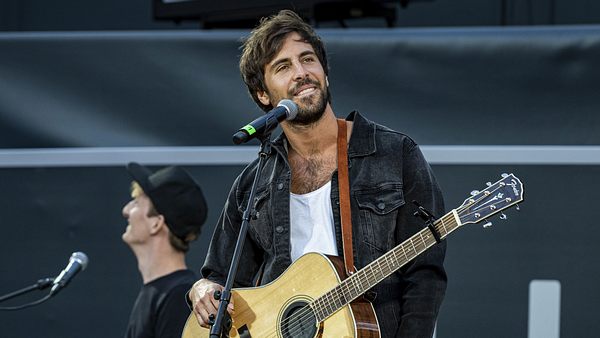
left=310, top=210, right=461, bottom=322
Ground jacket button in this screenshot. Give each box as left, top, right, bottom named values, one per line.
left=275, top=226, right=284, bottom=233
left=377, top=202, right=385, bottom=210
left=277, top=183, right=284, bottom=190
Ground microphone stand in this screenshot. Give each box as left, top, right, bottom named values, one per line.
left=210, top=134, right=273, bottom=338
left=0, top=278, right=54, bottom=303
left=0, top=277, right=56, bottom=312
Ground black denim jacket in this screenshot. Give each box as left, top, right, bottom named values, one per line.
left=202, top=111, right=447, bottom=338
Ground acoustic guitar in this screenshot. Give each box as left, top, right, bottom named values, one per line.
left=182, top=174, right=524, bottom=338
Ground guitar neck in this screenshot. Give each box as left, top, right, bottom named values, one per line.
left=311, top=209, right=462, bottom=322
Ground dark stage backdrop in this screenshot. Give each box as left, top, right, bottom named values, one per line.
left=1, top=26, right=599, bottom=337
left=1, top=27, right=600, bottom=148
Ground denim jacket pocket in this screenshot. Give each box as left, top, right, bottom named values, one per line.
left=354, top=183, right=405, bottom=256
left=239, top=188, right=273, bottom=250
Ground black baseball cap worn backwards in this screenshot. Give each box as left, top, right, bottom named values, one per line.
left=126, top=162, right=208, bottom=241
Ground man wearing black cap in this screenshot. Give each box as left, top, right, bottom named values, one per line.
left=122, top=162, right=207, bottom=338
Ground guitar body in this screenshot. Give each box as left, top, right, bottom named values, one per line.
left=182, top=252, right=380, bottom=338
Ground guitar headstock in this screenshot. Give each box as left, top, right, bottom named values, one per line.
left=457, top=173, right=524, bottom=226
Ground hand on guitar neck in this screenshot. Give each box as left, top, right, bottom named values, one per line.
left=188, top=279, right=234, bottom=328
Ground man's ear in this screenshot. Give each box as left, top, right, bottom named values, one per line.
left=150, top=215, right=165, bottom=235
left=257, top=91, right=271, bottom=106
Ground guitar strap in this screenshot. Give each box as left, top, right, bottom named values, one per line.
left=337, top=119, right=356, bottom=275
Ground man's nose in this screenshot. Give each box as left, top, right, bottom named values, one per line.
left=292, top=61, right=309, bottom=81
left=122, top=202, right=131, bottom=218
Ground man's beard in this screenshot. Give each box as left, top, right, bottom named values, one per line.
left=293, top=88, right=329, bottom=126
left=274, top=78, right=329, bottom=127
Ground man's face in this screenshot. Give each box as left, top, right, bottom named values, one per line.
left=121, top=192, right=157, bottom=246
left=258, top=32, right=329, bottom=126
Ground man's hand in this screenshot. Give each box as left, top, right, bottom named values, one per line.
left=188, top=279, right=234, bottom=328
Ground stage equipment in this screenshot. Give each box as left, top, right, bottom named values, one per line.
left=153, top=1, right=434, bottom=28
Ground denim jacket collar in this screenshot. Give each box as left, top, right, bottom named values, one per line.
left=345, top=111, right=377, bottom=158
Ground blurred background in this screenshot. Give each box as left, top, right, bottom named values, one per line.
left=1, top=1, right=599, bottom=337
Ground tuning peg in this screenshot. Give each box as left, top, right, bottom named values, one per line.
left=482, top=220, right=493, bottom=228
left=516, top=204, right=521, bottom=211
left=470, top=190, right=480, bottom=196
left=499, top=212, right=507, bottom=220
left=501, top=173, right=509, bottom=178
left=486, top=182, right=492, bottom=187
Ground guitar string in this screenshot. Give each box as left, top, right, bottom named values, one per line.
left=262, top=184, right=514, bottom=337
left=265, top=218, right=450, bottom=338
left=264, top=213, right=458, bottom=338
left=268, top=196, right=508, bottom=338
left=267, top=207, right=469, bottom=337
left=452, top=184, right=514, bottom=221
left=269, top=210, right=478, bottom=337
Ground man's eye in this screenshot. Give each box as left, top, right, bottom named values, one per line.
left=303, top=57, right=315, bottom=63
left=276, top=65, right=289, bottom=72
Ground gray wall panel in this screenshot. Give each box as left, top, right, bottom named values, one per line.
left=1, top=26, right=599, bottom=148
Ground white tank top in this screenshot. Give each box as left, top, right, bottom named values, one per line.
left=289, top=181, right=338, bottom=262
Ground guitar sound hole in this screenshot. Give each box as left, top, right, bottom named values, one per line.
left=280, top=300, right=317, bottom=338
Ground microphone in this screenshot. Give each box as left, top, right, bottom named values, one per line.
left=50, top=252, right=89, bottom=296
left=232, top=99, right=298, bottom=144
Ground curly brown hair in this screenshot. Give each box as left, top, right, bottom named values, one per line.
left=239, top=10, right=330, bottom=112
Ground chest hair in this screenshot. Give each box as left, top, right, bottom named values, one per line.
left=289, top=151, right=337, bottom=195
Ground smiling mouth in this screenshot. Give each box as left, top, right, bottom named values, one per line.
left=294, top=87, right=317, bottom=97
